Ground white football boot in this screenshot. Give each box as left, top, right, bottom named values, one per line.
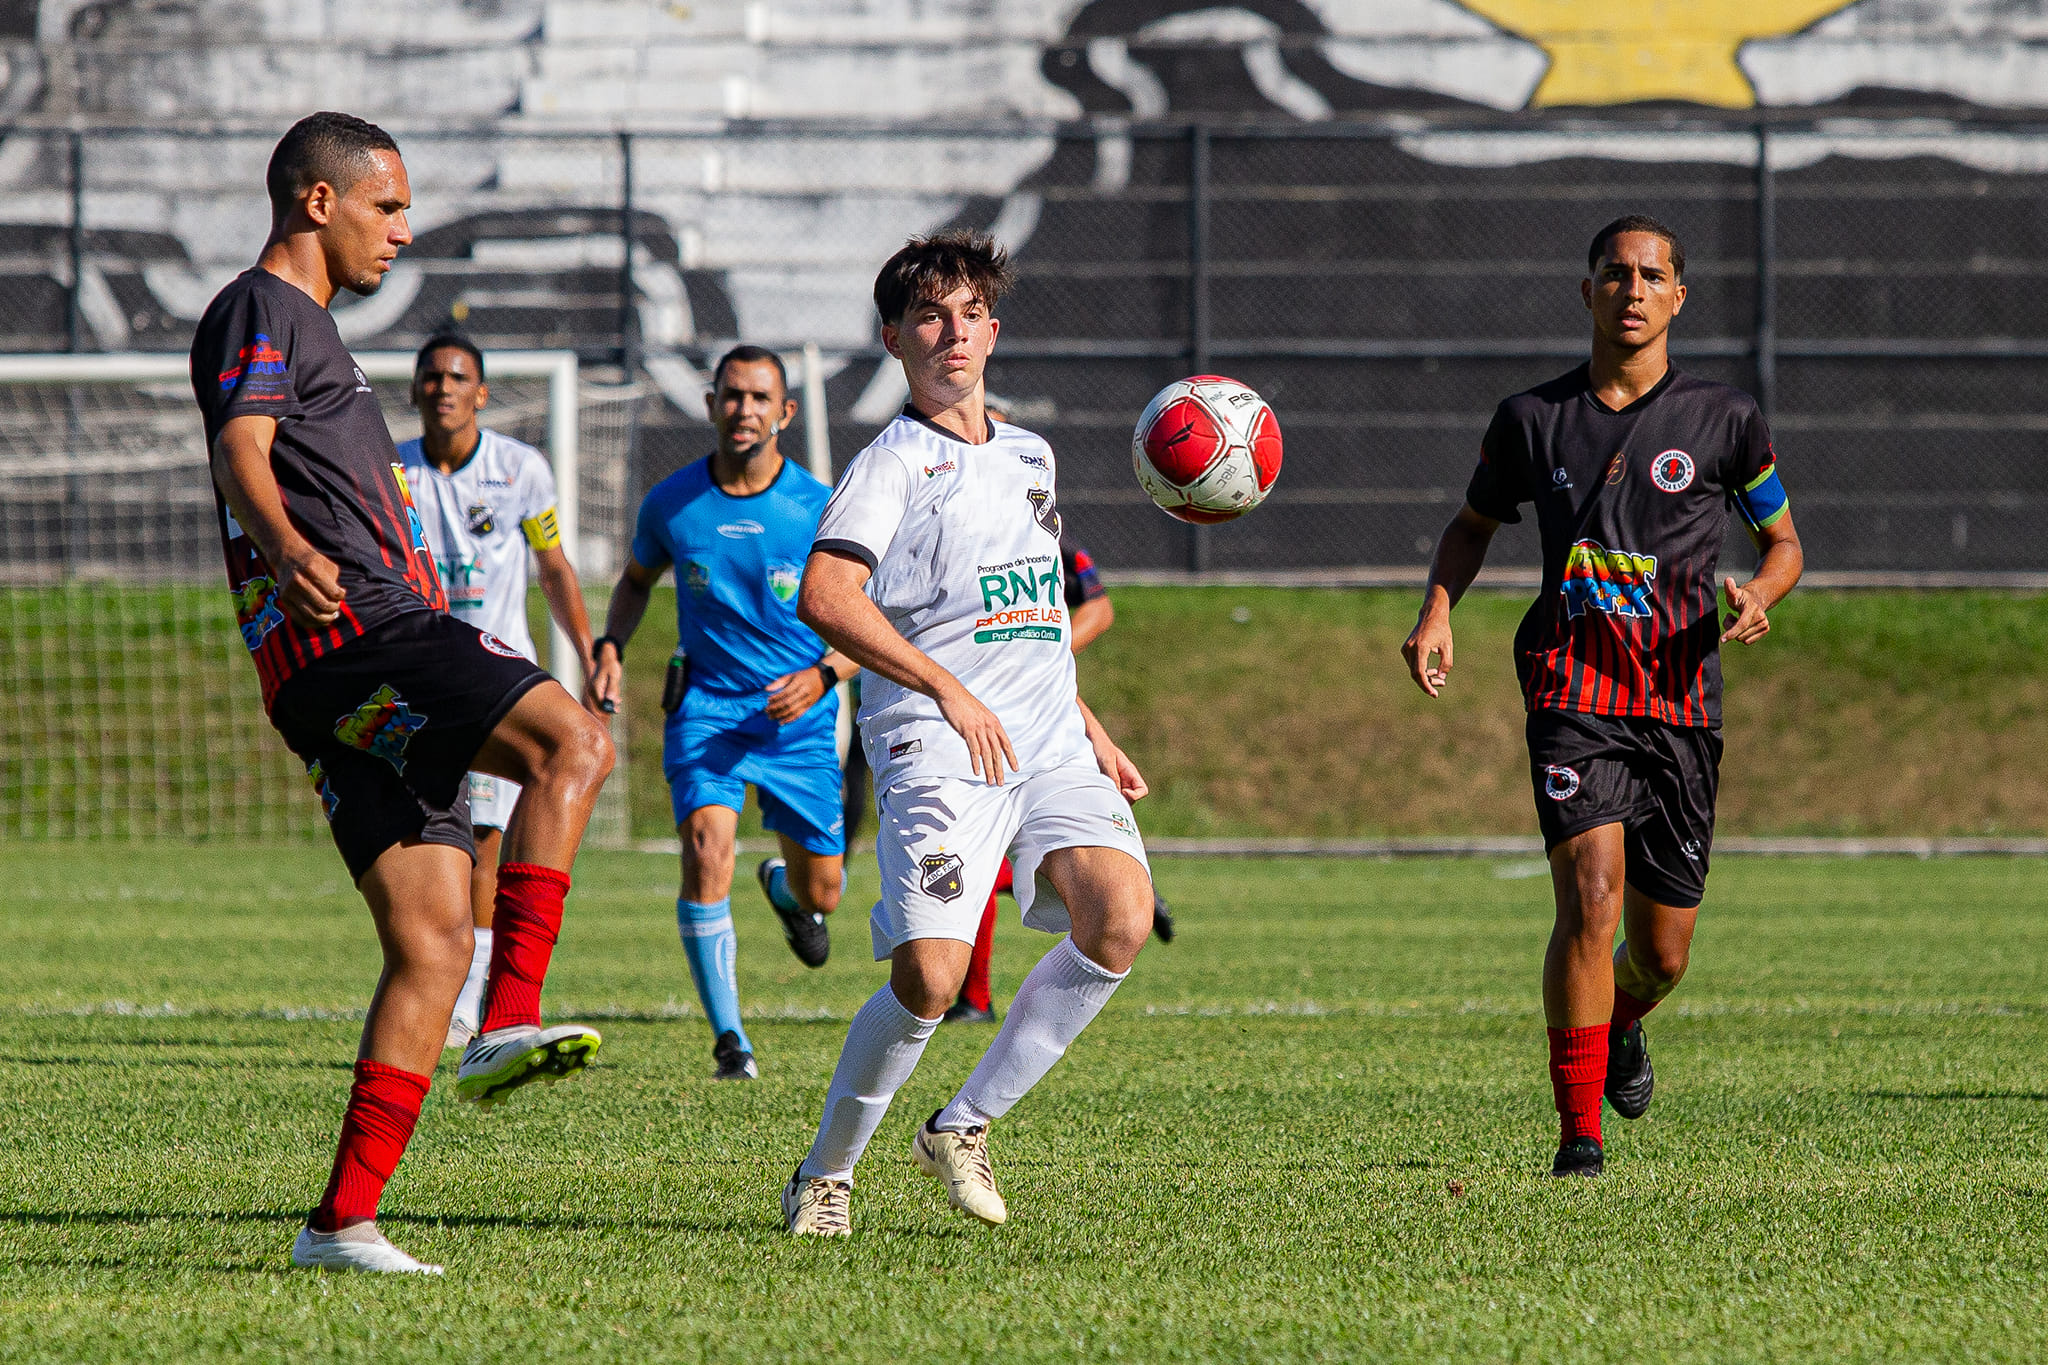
left=911, top=1114, right=1008, bottom=1226
left=781, top=1167, right=853, bottom=1238
left=455, top=1023, right=602, bottom=1107
left=291, top=1222, right=443, bottom=1274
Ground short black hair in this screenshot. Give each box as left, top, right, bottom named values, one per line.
left=873, top=231, right=1016, bottom=326
left=266, top=112, right=401, bottom=218
left=1588, top=214, right=1685, bottom=279
left=711, top=344, right=788, bottom=397
left=414, top=333, right=485, bottom=381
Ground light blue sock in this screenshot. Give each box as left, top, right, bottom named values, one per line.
left=677, top=898, right=749, bottom=1051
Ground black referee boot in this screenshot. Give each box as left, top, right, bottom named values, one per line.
left=1550, top=1137, right=1603, bottom=1178
left=1605, top=1020, right=1655, bottom=1120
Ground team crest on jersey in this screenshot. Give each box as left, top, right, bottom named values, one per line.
left=767, top=562, right=802, bottom=604
left=919, top=852, right=965, bottom=902
left=1544, top=765, right=1581, bottom=801
left=1561, top=539, right=1657, bottom=621
left=682, top=560, right=710, bottom=597
left=466, top=503, right=497, bottom=536
left=1027, top=487, right=1061, bottom=536
left=305, top=760, right=340, bottom=822
left=333, top=684, right=428, bottom=774
left=231, top=575, right=284, bottom=651
left=1651, top=450, right=1696, bottom=493
left=478, top=632, right=522, bottom=659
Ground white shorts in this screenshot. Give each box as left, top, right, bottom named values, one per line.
left=868, top=761, right=1151, bottom=961
left=467, top=770, right=522, bottom=832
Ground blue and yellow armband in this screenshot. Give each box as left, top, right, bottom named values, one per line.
left=1735, top=463, right=1789, bottom=533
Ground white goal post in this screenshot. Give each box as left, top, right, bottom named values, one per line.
left=0, top=350, right=638, bottom=846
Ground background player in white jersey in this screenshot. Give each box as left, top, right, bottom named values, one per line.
left=398, top=334, right=604, bottom=1049
left=780, top=233, right=1155, bottom=1237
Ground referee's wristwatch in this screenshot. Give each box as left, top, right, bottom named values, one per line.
left=593, top=635, right=627, bottom=663
left=815, top=661, right=840, bottom=690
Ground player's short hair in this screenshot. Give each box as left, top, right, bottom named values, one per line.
left=266, top=112, right=401, bottom=218
left=1588, top=214, right=1685, bottom=279
left=711, top=344, right=788, bottom=397
left=873, top=231, right=1016, bottom=325
left=414, top=333, right=485, bottom=381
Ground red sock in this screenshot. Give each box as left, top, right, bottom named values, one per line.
left=1548, top=1024, right=1608, bottom=1145
left=993, top=857, right=1014, bottom=897
left=478, top=862, right=570, bottom=1034
left=310, top=1059, right=431, bottom=1231
left=1611, top=986, right=1660, bottom=1032
left=962, top=891, right=998, bottom=1012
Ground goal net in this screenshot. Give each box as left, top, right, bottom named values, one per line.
left=0, top=351, right=643, bottom=848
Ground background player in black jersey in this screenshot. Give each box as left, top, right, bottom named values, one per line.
left=1401, top=215, right=1803, bottom=1178
left=194, top=113, right=615, bottom=1273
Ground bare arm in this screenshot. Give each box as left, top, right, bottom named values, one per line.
left=1078, top=694, right=1146, bottom=801
left=533, top=544, right=601, bottom=713
left=1069, top=593, right=1114, bottom=654
left=1722, top=508, right=1804, bottom=645
left=798, top=548, right=1017, bottom=784
left=1400, top=503, right=1502, bottom=698
left=588, top=554, right=662, bottom=712
left=209, top=414, right=344, bottom=628
left=764, top=645, right=861, bottom=725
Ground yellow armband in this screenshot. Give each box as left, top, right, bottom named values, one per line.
left=521, top=507, right=561, bottom=551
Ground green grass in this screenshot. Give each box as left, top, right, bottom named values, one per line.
left=3, top=847, right=2045, bottom=1361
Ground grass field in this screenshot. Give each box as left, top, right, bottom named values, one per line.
left=4, top=846, right=2045, bottom=1361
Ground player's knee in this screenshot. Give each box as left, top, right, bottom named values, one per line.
left=1639, top=940, right=1689, bottom=988
left=805, top=867, right=843, bottom=915
left=889, top=961, right=961, bottom=1020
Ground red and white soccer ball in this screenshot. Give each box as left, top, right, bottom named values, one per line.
left=1131, top=375, right=1283, bottom=524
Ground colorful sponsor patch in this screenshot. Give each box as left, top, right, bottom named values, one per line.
left=919, top=852, right=964, bottom=902
left=333, top=684, right=427, bottom=774
left=478, top=632, right=522, bottom=659
left=219, top=333, right=286, bottom=392
left=922, top=460, right=957, bottom=479
left=1560, top=539, right=1657, bottom=621
left=442, top=556, right=487, bottom=612
left=681, top=560, right=710, bottom=596
left=1650, top=449, right=1696, bottom=492
left=1544, top=765, right=1581, bottom=800
left=767, top=561, right=802, bottom=604
left=889, top=738, right=923, bottom=759
left=231, top=575, right=284, bottom=651
left=390, top=464, right=431, bottom=555
left=306, top=759, right=339, bottom=821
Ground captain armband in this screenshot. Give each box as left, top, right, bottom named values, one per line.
left=1735, top=464, right=1789, bottom=533
left=521, top=507, right=562, bottom=551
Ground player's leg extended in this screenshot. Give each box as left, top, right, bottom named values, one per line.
left=444, top=819, right=501, bottom=1050
left=1543, top=824, right=1628, bottom=1174
left=753, top=738, right=850, bottom=969
left=678, top=801, right=756, bottom=1078
left=297, top=840, right=470, bottom=1274
left=1605, top=887, right=1699, bottom=1120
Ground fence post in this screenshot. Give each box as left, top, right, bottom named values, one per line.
left=62, top=129, right=86, bottom=578
left=1185, top=121, right=1211, bottom=574
left=67, top=130, right=85, bottom=354
left=1753, top=119, right=1776, bottom=422
left=618, top=130, right=637, bottom=376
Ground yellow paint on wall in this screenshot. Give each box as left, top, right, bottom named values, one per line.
left=1460, top=0, right=1854, bottom=107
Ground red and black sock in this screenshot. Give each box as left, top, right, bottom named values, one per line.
left=309, top=1059, right=431, bottom=1231
left=1611, top=986, right=1659, bottom=1032
left=1547, top=1024, right=1608, bottom=1146
left=962, top=891, right=997, bottom=1013
left=478, top=862, right=570, bottom=1034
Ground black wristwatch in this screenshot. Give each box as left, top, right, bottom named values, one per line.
left=593, top=635, right=626, bottom=662
left=815, top=661, right=840, bottom=689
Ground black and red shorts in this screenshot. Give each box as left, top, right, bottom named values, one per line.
left=1526, top=708, right=1722, bottom=908
left=267, top=610, right=551, bottom=882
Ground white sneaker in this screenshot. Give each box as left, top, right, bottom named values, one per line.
left=781, top=1166, right=852, bottom=1237
left=455, top=1023, right=602, bottom=1108
left=911, top=1113, right=1007, bottom=1226
left=291, top=1222, right=443, bottom=1274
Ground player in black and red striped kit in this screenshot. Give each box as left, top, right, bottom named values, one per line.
left=193, top=113, right=615, bottom=1273
left=1403, top=216, right=1804, bottom=1177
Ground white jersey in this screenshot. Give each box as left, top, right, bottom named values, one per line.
left=397, top=429, right=561, bottom=662
left=813, top=408, right=1093, bottom=789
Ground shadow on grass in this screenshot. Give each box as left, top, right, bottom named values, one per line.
left=9, top=1057, right=353, bottom=1071
left=1859, top=1090, right=2048, bottom=1102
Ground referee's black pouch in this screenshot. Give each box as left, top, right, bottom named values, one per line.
left=661, top=648, right=689, bottom=714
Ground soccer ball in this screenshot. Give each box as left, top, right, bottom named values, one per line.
left=1131, top=375, right=1283, bottom=524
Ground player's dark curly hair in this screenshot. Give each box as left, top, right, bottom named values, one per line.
left=1589, top=214, right=1684, bottom=279
left=266, top=112, right=400, bottom=218
left=873, top=232, right=1017, bottom=326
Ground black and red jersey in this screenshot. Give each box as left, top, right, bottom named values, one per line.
left=1061, top=542, right=1106, bottom=610
left=1465, top=365, right=1790, bottom=728
left=190, top=269, right=446, bottom=709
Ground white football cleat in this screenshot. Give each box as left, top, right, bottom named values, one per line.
left=911, top=1114, right=1007, bottom=1226
left=291, top=1222, right=443, bottom=1275
left=781, top=1166, right=852, bottom=1238
left=443, top=1015, right=475, bottom=1051
left=455, top=1023, right=602, bottom=1107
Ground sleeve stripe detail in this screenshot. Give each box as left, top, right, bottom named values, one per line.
left=812, top=537, right=878, bottom=571
left=522, top=508, right=561, bottom=550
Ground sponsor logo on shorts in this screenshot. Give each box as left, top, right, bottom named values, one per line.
left=478, top=632, right=522, bottom=659
left=1681, top=839, right=1703, bottom=863
left=231, top=575, right=284, bottom=651
left=718, top=519, right=765, bottom=538
left=922, top=460, right=956, bottom=479
left=305, top=760, right=339, bottom=822
left=767, top=561, right=802, bottom=604
left=1028, top=487, right=1061, bottom=536
left=465, top=503, right=497, bottom=536
left=333, top=684, right=428, bottom=774
left=919, top=852, right=965, bottom=902
left=1544, top=765, right=1581, bottom=801
left=1109, top=811, right=1137, bottom=836
left=1561, top=539, right=1657, bottom=621
left=1651, top=449, right=1696, bottom=493
left=889, top=738, right=922, bottom=759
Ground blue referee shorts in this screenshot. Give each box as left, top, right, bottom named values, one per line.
left=664, top=687, right=846, bottom=855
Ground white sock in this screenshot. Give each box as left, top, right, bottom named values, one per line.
left=934, top=936, right=1128, bottom=1133
left=452, top=927, right=492, bottom=1033
left=798, top=986, right=941, bottom=1182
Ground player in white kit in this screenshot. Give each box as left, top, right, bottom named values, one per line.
left=398, top=335, right=604, bottom=1048
left=780, top=233, right=1156, bottom=1236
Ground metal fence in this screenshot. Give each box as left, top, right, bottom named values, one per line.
left=5, top=115, right=2048, bottom=577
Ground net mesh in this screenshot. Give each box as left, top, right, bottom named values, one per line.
left=0, top=365, right=643, bottom=845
